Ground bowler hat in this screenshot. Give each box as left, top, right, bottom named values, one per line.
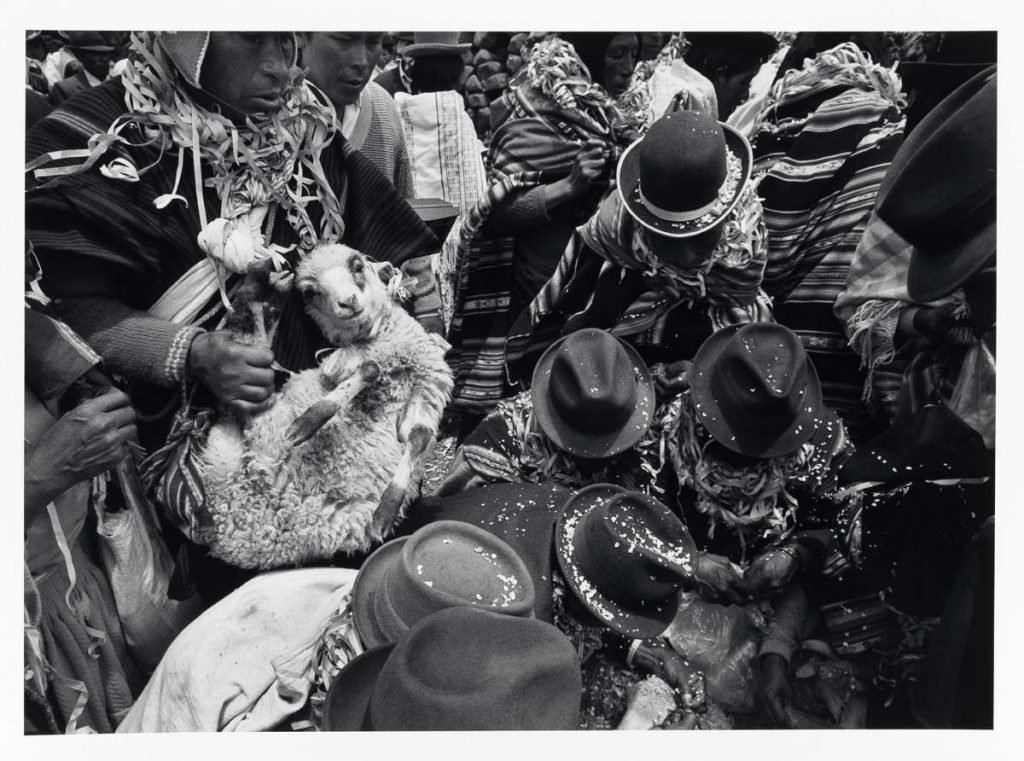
left=838, top=404, right=993, bottom=485
left=683, top=32, right=779, bottom=63
left=322, top=606, right=582, bottom=731
left=690, top=323, right=824, bottom=458
left=876, top=66, right=996, bottom=302
left=617, top=109, right=752, bottom=238
left=352, top=520, right=535, bottom=648
left=555, top=484, right=698, bottom=637
left=400, top=32, right=471, bottom=58
left=531, top=328, right=655, bottom=460
left=63, top=31, right=115, bottom=53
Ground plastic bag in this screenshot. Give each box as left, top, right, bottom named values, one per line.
left=94, top=459, right=205, bottom=671
left=948, top=339, right=995, bottom=449
left=662, top=592, right=763, bottom=713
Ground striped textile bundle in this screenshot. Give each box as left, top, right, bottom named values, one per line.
left=445, top=172, right=544, bottom=416
left=751, top=42, right=907, bottom=443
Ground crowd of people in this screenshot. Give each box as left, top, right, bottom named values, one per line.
left=24, top=29, right=996, bottom=734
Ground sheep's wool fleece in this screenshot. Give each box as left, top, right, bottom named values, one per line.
left=199, top=293, right=453, bottom=569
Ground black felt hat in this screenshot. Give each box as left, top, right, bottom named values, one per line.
left=616, top=109, right=752, bottom=238
left=689, top=323, right=824, bottom=458
left=838, top=404, right=993, bottom=485
left=322, top=606, right=582, bottom=731
left=531, top=328, right=655, bottom=460
left=876, top=66, right=997, bottom=302
left=555, top=484, right=698, bottom=638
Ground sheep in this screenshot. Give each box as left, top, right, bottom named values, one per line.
left=198, top=244, right=454, bottom=569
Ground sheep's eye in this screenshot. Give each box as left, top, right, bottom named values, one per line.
left=352, top=262, right=364, bottom=274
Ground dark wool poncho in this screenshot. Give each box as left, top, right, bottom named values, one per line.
left=26, top=79, right=436, bottom=394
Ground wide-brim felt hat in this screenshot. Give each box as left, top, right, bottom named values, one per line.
left=555, top=484, right=698, bottom=638
left=690, top=323, right=824, bottom=458
left=400, top=32, right=471, bottom=58
left=683, top=32, right=779, bottom=62
left=398, top=482, right=572, bottom=623
left=875, top=65, right=997, bottom=303
left=617, top=109, right=752, bottom=239
left=322, top=607, right=582, bottom=731
left=63, top=31, right=116, bottom=52
left=838, top=404, right=994, bottom=485
left=531, top=328, right=655, bottom=460
left=352, top=519, right=536, bottom=649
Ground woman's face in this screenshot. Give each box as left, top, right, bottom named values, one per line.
left=200, top=32, right=295, bottom=114
left=646, top=223, right=724, bottom=271
left=602, top=33, right=638, bottom=97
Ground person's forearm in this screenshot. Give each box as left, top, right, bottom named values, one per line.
left=24, top=462, right=68, bottom=522
left=760, top=583, right=809, bottom=663
left=53, top=296, right=204, bottom=387
left=486, top=179, right=580, bottom=234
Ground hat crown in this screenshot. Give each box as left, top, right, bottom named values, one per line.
left=576, top=492, right=693, bottom=605
left=639, top=111, right=728, bottom=214
left=368, top=608, right=582, bottom=730
left=358, top=521, right=535, bottom=647
left=708, top=324, right=812, bottom=436
left=64, top=31, right=115, bottom=51
left=548, top=329, right=637, bottom=435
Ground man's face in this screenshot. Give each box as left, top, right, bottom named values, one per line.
left=200, top=32, right=295, bottom=114
left=76, top=49, right=114, bottom=80
left=301, top=32, right=383, bottom=108
left=646, top=223, right=724, bottom=271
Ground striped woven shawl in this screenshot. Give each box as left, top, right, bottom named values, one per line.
left=751, top=43, right=906, bottom=442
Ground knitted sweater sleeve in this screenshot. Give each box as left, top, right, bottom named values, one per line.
left=53, top=296, right=203, bottom=387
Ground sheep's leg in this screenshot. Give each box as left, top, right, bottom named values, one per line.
left=284, top=360, right=381, bottom=447
left=371, top=424, right=433, bottom=540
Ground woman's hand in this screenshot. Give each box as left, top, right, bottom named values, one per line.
left=630, top=638, right=707, bottom=711
left=566, top=139, right=610, bottom=197
left=650, top=359, right=692, bottom=399
left=25, top=387, right=137, bottom=506
left=692, top=552, right=751, bottom=606
left=759, top=653, right=796, bottom=728
left=186, top=331, right=276, bottom=414
left=744, top=545, right=802, bottom=598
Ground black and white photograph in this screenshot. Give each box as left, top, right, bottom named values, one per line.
left=7, top=1, right=1020, bottom=757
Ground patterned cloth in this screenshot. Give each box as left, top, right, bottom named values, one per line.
left=505, top=185, right=773, bottom=389
left=395, top=89, right=489, bottom=329
left=444, top=172, right=544, bottom=417
left=752, top=42, right=907, bottom=443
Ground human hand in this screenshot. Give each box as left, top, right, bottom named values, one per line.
left=186, top=331, right=275, bottom=414
left=744, top=545, right=802, bottom=598
left=692, top=552, right=751, bottom=606
left=913, top=303, right=975, bottom=346
left=650, top=359, right=692, bottom=398
left=631, top=639, right=707, bottom=711
left=759, top=653, right=796, bottom=728
left=26, top=387, right=137, bottom=501
left=567, top=139, right=609, bottom=196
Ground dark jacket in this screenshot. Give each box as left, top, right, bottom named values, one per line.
left=49, top=70, right=94, bottom=106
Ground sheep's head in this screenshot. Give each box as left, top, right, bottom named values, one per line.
left=295, top=244, right=397, bottom=345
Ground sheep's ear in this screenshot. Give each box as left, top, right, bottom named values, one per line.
left=372, top=261, right=397, bottom=285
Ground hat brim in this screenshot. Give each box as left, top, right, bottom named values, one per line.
left=320, top=644, right=394, bottom=731
left=352, top=538, right=408, bottom=649
left=690, top=325, right=824, bottom=458
left=401, top=43, right=471, bottom=57
left=907, top=220, right=996, bottom=303
left=531, top=335, right=655, bottom=460
left=617, top=121, right=752, bottom=239
left=555, top=484, right=680, bottom=638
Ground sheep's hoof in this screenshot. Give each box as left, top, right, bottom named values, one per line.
left=372, top=482, right=408, bottom=540
left=269, top=270, right=294, bottom=293
left=359, top=360, right=381, bottom=383
left=285, top=399, right=340, bottom=446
